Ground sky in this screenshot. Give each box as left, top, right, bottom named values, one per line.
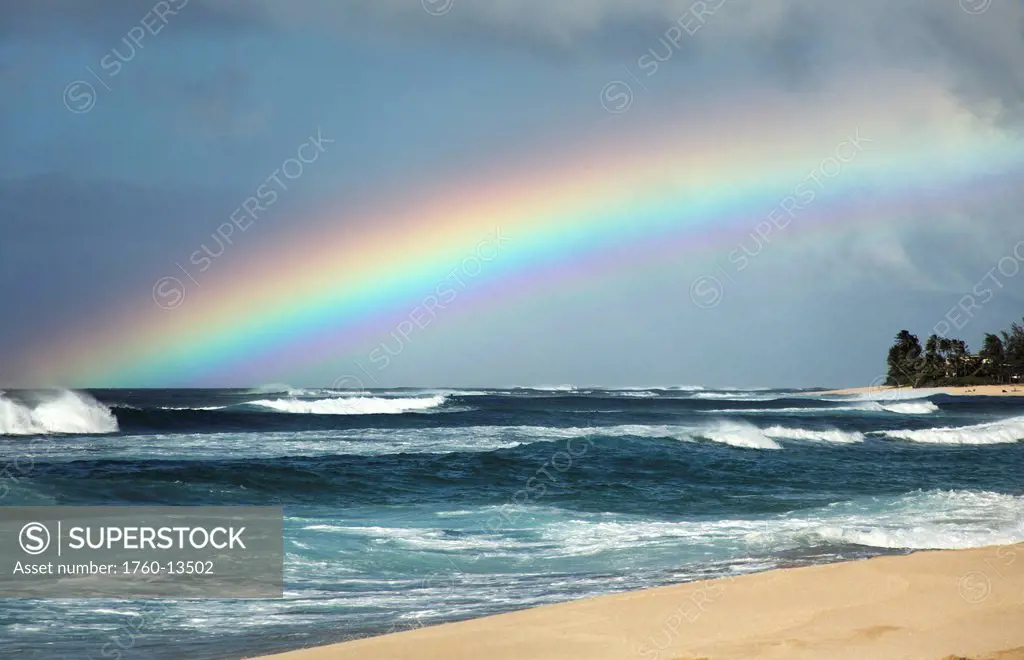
left=1, top=0, right=1023, bottom=389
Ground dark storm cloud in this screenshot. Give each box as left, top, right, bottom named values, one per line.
left=4, top=1, right=1021, bottom=120
left=0, top=0, right=255, bottom=40
left=210, top=0, right=1024, bottom=113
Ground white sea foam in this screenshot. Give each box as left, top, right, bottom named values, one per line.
left=510, top=423, right=782, bottom=449
left=702, top=402, right=938, bottom=415
left=762, top=426, right=865, bottom=444
left=499, top=422, right=846, bottom=450
left=346, top=490, right=1023, bottom=560
left=691, top=391, right=784, bottom=402
left=157, top=405, right=227, bottom=411
left=540, top=490, right=1024, bottom=556
left=882, top=416, right=1024, bottom=445
left=302, top=525, right=515, bottom=552
left=701, top=406, right=815, bottom=414
left=247, top=395, right=448, bottom=415
left=814, top=490, right=1024, bottom=549
left=0, top=390, right=118, bottom=436
left=852, top=400, right=940, bottom=414
left=838, top=388, right=943, bottom=402
left=699, top=421, right=782, bottom=449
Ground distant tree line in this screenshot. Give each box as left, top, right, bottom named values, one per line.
left=886, top=317, right=1024, bottom=387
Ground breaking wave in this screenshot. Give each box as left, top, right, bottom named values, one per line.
left=0, top=390, right=118, bottom=436
left=853, top=400, right=940, bottom=414
left=702, top=401, right=938, bottom=415
left=881, top=416, right=1024, bottom=445
left=763, top=426, right=865, bottom=444
left=699, top=421, right=782, bottom=450
left=813, top=490, right=1024, bottom=549
left=246, top=395, right=449, bottom=415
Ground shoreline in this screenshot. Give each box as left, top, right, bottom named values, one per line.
left=253, top=543, right=1024, bottom=660
left=819, top=384, right=1024, bottom=397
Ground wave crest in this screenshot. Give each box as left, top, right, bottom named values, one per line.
left=814, top=490, right=1024, bottom=549
left=700, top=421, right=782, bottom=450
left=246, top=395, right=448, bottom=415
left=853, top=401, right=939, bottom=414
left=763, top=426, right=865, bottom=444
left=883, top=416, right=1024, bottom=445
left=0, top=390, right=118, bottom=435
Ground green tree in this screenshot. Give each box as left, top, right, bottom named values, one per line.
left=951, top=339, right=969, bottom=379
left=920, top=334, right=942, bottom=384
left=979, top=333, right=1005, bottom=380
left=886, top=330, right=923, bottom=386
left=1002, top=318, right=1024, bottom=375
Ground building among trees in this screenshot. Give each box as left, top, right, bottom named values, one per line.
left=885, top=317, right=1024, bottom=387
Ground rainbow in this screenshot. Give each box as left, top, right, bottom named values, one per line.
left=22, top=94, right=1024, bottom=387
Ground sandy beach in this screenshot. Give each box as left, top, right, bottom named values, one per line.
left=254, top=543, right=1024, bottom=660
left=820, top=385, right=1024, bottom=397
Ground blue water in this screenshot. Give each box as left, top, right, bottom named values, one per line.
left=1, top=386, right=1022, bottom=659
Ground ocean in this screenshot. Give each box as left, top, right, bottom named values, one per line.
left=1, top=386, right=1022, bottom=659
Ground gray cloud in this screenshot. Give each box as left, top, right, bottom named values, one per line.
left=4, top=1, right=1021, bottom=122
left=209, top=0, right=1024, bottom=117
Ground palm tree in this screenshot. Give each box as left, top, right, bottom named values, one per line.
left=1002, top=318, right=1024, bottom=377
left=980, top=333, right=1005, bottom=381
left=886, top=330, right=923, bottom=386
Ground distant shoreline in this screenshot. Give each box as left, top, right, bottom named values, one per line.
left=821, top=384, right=1024, bottom=397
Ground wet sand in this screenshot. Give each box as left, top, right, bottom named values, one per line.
left=253, top=543, right=1024, bottom=660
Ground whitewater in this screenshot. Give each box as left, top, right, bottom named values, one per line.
left=0, top=386, right=1022, bottom=659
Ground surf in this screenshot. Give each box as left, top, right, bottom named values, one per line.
left=0, top=390, right=118, bottom=436
left=881, top=415, right=1024, bottom=445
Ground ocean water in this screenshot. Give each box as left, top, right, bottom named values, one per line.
left=1, top=386, right=1022, bottom=659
